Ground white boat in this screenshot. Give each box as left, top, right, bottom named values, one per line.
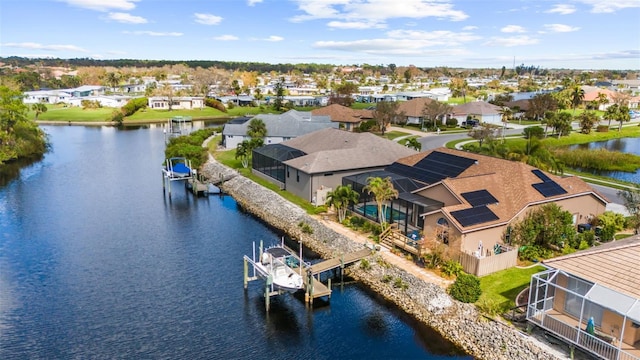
left=164, top=157, right=192, bottom=178
left=256, top=246, right=304, bottom=292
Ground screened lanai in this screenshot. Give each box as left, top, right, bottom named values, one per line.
left=342, top=170, right=443, bottom=235
left=252, top=144, right=306, bottom=184
left=527, top=268, right=640, bottom=360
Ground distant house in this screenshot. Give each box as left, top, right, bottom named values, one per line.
left=222, top=110, right=337, bottom=150
left=527, top=235, right=640, bottom=360
left=148, top=96, right=204, bottom=110
left=23, top=85, right=105, bottom=105
left=252, top=128, right=417, bottom=203
left=67, top=95, right=134, bottom=108
left=311, top=104, right=374, bottom=131
left=214, top=95, right=255, bottom=107
left=23, top=90, right=72, bottom=104
left=582, top=86, right=618, bottom=110
left=396, top=97, right=438, bottom=126
left=451, top=101, right=503, bottom=125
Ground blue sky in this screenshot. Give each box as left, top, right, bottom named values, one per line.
left=1, top=0, right=639, bottom=70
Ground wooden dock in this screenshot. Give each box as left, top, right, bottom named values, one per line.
left=302, top=247, right=373, bottom=304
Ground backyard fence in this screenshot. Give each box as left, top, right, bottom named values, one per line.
left=458, top=245, right=518, bottom=276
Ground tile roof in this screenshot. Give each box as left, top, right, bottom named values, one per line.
left=396, top=147, right=608, bottom=230
left=397, top=97, right=436, bottom=117
left=282, top=128, right=417, bottom=173
left=311, top=104, right=373, bottom=123
left=451, top=101, right=502, bottom=116
left=543, top=235, right=640, bottom=299
left=582, top=87, right=618, bottom=102
left=222, top=110, right=337, bottom=137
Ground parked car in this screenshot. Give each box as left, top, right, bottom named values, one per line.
left=461, top=119, right=480, bottom=128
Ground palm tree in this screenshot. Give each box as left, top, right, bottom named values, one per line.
left=577, top=111, right=598, bottom=134
left=498, top=107, right=513, bottom=142
left=235, top=141, right=251, bottom=168
left=104, top=72, right=121, bottom=93
left=31, top=103, right=47, bottom=120
left=247, top=118, right=267, bottom=139
left=363, top=176, right=398, bottom=228
left=325, top=185, right=359, bottom=223
left=596, top=92, right=609, bottom=111
left=570, top=85, right=585, bottom=114
left=604, top=104, right=620, bottom=129
left=405, top=137, right=422, bottom=151
left=616, top=105, right=631, bottom=132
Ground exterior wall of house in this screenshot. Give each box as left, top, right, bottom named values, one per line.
left=552, top=195, right=607, bottom=225
left=285, top=169, right=312, bottom=201
left=224, top=135, right=249, bottom=149
left=406, top=116, right=423, bottom=125
left=417, top=185, right=460, bottom=207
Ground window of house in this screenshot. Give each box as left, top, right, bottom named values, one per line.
left=296, top=170, right=299, bottom=182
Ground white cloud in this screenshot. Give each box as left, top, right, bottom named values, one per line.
left=290, top=0, right=468, bottom=24
left=123, top=31, right=183, bottom=36
left=313, top=38, right=469, bottom=57
left=1, top=42, right=89, bottom=52
left=106, top=12, right=147, bottom=24
left=248, top=0, right=263, bottom=5
left=194, top=13, right=223, bottom=25
left=484, top=35, right=539, bottom=47
left=60, top=0, right=139, bottom=12
left=265, top=36, right=284, bottom=42
left=576, top=0, right=640, bottom=13
left=213, top=35, right=239, bottom=41
left=545, top=4, right=576, bottom=14
left=501, top=25, right=526, bottom=33
left=462, top=25, right=478, bottom=31
left=386, top=29, right=481, bottom=45
left=327, top=21, right=386, bottom=29
left=543, top=23, right=580, bottom=32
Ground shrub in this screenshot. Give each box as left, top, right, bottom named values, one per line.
left=446, top=118, right=458, bottom=127
left=298, top=221, right=314, bottom=234
left=393, top=277, right=408, bottom=290
left=441, top=260, right=464, bottom=278
left=382, top=274, right=392, bottom=283
left=422, top=251, right=443, bottom=269
left=476, top=297, right=502, bottom=317
left=204, top=98, right=227, bottom=112
left=449, top=273, right=482, bottom=303
left=518, top=245, right=551, bottom=262
left=596, top=125, right=609, bottom=132
left=522, top=126, right=544, bottom=139
left=121, top=97, right=148, bottom=116
left=360, top=258, right=371, bottom=270
left=110, top=110, right=124, bottom=125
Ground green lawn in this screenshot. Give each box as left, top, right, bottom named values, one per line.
left=32, top=105, right=113, bottom=122
left=213, top=149, right=325, bottom=215
left=478, top=265, right=545, bottom=313
left=384, top=131, right=411, bottom=140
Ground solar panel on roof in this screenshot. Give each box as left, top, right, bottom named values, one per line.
left=532, top=182, right=567, bottom=197
left=461, top=190, right=498, bottom=207
left=450, top=206, right=499, bottom=227
left=532, top=169, right=551, bottom=182
left=386, top=163, right=444, bottom=184
left=413, top=151, right=476, bottom=178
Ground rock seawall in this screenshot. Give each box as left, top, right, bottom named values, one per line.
left=201, top=158, right=561, bottom=360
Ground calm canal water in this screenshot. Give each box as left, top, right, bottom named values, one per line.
left=0, top=125, right=471, bottom=359
left=568, top=137, right=640, bottom=184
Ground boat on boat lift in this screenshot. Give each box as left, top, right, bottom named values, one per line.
left=255, top=242, right=305, bottom=292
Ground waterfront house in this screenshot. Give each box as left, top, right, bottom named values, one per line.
left=23, top=90, right=73, bottom=104
left=343, top=148, right=607, bottom=274
left=251, top=128, right=417, bottom=204
left=148, top=96, right=204, bottom=110
left=311, top=104, right=374, bottom=131
left=527, top=235, right=640, bottom=360
left=222, top=110, right=337, bottom=150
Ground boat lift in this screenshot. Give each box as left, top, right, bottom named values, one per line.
left=163, top=116, right=193, bottom=143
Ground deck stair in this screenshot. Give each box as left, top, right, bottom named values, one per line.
left=379, top=225, right=421, bottom=256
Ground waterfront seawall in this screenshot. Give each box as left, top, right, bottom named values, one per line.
left=201, top=157, right=561, bottom=360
